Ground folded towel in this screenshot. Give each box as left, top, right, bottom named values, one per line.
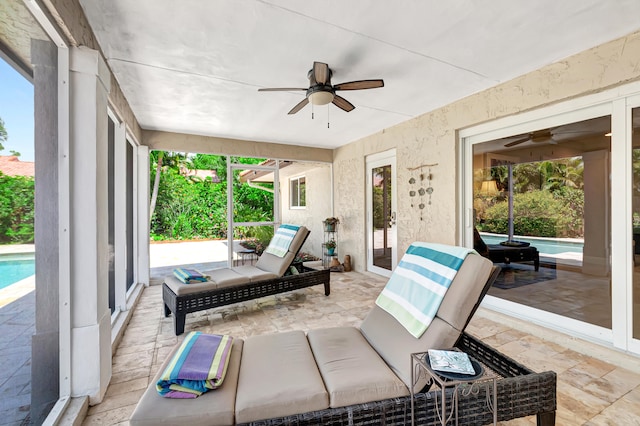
left=375, top=242, right=476, bottom=338
left=173, top=267, right=209, bottom=284
left=157, top=332, right=234, bottom=398
left=264, top=224, right=300, bottom=258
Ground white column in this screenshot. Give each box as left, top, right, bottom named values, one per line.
left=582, top=150, right=611, bottom=277
left=68, top=46, right=112, bottom=404
left=113, top=117, right=127, bottom=310
left=137, top=146, right=150, bottom=286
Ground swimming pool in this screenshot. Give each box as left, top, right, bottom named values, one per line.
left=0, top=253, right=35, bottom=290
left=480, top=234, right=583, bottom=255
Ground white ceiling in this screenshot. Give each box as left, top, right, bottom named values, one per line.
left=79, top=0, right=640, bottom=150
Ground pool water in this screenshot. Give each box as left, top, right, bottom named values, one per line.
left=481, top=234, right=583, bottom=255
left=0, top=253, right=35, bottom=290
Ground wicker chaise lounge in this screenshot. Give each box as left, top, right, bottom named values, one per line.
left=133, top=244, right=556, bottom=425
left=163, top=225, right=330, bottom=335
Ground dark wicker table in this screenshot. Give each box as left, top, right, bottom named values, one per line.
left=411, top=350, right=497, bottom=425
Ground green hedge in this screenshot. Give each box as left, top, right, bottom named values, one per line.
left=480, top=189, right=583, bottom=238
left=150, top=167, right=274, bottom=241
left=0, top=172, right=34, bottom=243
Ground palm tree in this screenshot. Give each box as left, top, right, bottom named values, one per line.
left=0, top=117, right=7, bottom=152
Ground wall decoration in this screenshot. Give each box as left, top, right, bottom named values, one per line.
left=407, top=163, right=438, bottom=220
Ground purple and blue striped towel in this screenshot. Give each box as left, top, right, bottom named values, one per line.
left=156, top=331, right=233, bottom=398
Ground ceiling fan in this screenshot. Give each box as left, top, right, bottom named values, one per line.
left=504, top=129, right=555, bottom=147
left=258, top=61, right=384, bottom=114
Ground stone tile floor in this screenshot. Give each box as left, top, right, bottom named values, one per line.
left=0, top=290, right=33, bottom=426
left=81, top=269, right=640, bottom=426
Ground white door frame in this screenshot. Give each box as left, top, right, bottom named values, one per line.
left=459, top=84, right=640, bottom=354
left=366, top=149, right=397, bottom=277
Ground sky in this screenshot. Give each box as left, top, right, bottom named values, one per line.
left=0, top=59, right=34, bottom=162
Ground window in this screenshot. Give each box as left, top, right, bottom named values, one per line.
left=290, top=176, right=306, bottom=208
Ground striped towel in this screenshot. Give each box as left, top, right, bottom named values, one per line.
left=173, top=268, right=209, bottom=284
left=156, top=332, right=234, bottom=399
left=375, top=242, right=476, bottom=338
left=264, top=224, right=300, bottom=257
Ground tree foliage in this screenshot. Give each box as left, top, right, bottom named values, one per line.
left=149, top=152, right=274, bottom=241
left=0, top=117, right=7, bottom=152
left=0, top=172, right=34, bottom=243
left=476, top=157, right=585, bottom=238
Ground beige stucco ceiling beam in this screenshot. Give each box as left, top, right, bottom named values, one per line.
left=143, top=130, right=333, bottom=163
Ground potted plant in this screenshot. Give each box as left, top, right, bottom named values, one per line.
left=323, top=217, right=340, bottom=232
left=325, top=238, right=337, bottom=256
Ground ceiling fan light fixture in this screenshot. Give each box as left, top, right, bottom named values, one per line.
left=308, top=91, right=334, bottom=105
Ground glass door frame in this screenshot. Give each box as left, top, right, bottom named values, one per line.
left=227, top=157, right=280, bottom=268
left=459, top=86, right=640, bottom=353
left=366, top=149, right=397, bottom=277
left=624, top=94, right=640, bottom=354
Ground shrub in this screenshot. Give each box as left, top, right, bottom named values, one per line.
left=481, top=189, right=583, bottom=238
left=0, top=172, right=34, bottom=243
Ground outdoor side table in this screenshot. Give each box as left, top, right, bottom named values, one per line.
left=411, top=351, right=498, bottom=426
left=234, top=249, right=257, bottom=266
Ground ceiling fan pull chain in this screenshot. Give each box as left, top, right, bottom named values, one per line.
left=312, top=102, right=314, bottom=120
left=328, top=104, right=330, bottom=128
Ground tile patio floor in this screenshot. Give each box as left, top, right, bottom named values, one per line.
left=82, top=259, right=640, bottom=425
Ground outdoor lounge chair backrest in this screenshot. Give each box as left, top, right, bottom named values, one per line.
left=359, top=253, right=494, bottom=388
left=255, top=226, right=310, bottom=276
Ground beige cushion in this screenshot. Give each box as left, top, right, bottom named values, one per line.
left=360, top=310, right=460, bottom=389
left=235, top=330, right=328, bottom=423
left=307, top=327, right=408, bottom=408
left=360, top=253, right=493, bottom=389
left=435, top=254, right=493, bottom=330
left=130, top=338, right=243, bottom=426
left=164, top=275, right=218, bottom=296
left=255, top=226, right=309, bottom=276
left=206, top=268, right=251, bottom=289
left=232, top=265, right=278, bottom=282
left=255, top=251, right=295, bottom=276
left=164, top=269, right=252, bottom=295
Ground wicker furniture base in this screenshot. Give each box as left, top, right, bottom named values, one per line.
left=244, top=332, right=556, bottom=426
left=164, top=266, right=331, bottom=335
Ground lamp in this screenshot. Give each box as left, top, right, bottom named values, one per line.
left=308, top=90, right=334, bottom=106
left=479, top=180, right=499, bottom=196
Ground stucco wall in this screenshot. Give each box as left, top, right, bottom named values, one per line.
left=279, top=163, right=333, bottom=259
left=334, top=30, right=640, bottom=272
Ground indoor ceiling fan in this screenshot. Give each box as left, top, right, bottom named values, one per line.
left=504, top=130, right=555, bottom=147
left=258, top=61, right=384, bottom=114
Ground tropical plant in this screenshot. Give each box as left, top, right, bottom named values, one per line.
left=0, top=117, right=7, bottom=152
left=0, top=172, right=35, bottom=243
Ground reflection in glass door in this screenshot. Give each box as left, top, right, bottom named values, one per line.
left=472, top=115, right=612, bottom=329
left=367, top=151, right=397, bottom=276
left=632, top=106, right=640, bottom=341
left=373, top=165, right=392, bottom=269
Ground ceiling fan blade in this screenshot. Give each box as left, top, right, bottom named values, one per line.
left=258, top=88, right=307, bottom=92
left=504, top=136, right=530, bottom=147
left=332, top=95, right=355, bottom=112
left=288, top=98, right=309, bottom=115
left=334, top=79, right=384, bottom=91
left=313, top=62, right=330, bottom=85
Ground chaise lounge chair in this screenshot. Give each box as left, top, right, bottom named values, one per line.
left=474, top=227, right=540, bottom=271
left=133, top=243, right=556, bottom=425
left=163, top=225, right=330, bottom=335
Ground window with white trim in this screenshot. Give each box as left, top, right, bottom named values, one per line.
left=290, top=176, right=306, bottom=208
